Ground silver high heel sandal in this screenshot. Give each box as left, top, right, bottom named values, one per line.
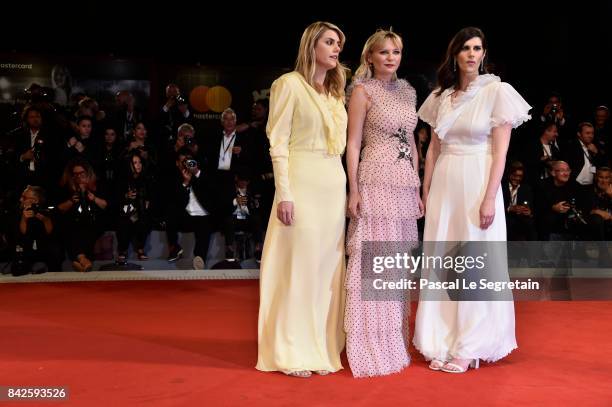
left=428, top=359, right=446, bottom=371
left=282, top=370, right=312, bottom=378
left=441, top=359, right=479, bottom=373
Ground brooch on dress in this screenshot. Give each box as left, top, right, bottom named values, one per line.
left=390, top=127, right=412, bottom=164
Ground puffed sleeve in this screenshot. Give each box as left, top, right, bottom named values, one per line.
left=490, top=82, right=532, bottom=129
left=417, top=90, right=441, bottom=128
left=266, top=75, right=296, bottom=202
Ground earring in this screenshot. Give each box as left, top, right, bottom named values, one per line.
left=453, top=59, right=456, bottom=72
left=480, top=59, right=484, bottom=72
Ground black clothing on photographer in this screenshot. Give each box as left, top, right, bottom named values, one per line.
left=13, top=127, right=61, bottom=190
left=165, top=166, right=216, bottom=260
left=502, top=181, right=537, bottom=241
left=247, top=125, right=274, bottom=227
left=57, top=186, right=108, bottom=261
left=114, top=171, right=153, bottom=255
left=536, top=178, right=587, bottom=240
left=220, top=184, right=263, bottom=247
left=522, top=138, right=562, bottom=187
left=13, top=207, right=62, bottom=272
left=563, top=138, right=608, bottom=184
left=586, top=187, right=612, bottom=241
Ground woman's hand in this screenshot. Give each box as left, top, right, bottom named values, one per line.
left=479, top=197, right=496, bottom=229
left=348, top=191, right=362, bottom=218
left=277, top=201, right=294, bottom=226
left=417, top=194, right=425, bottom=218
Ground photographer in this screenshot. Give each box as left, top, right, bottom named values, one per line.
left=206, top=108, right=252, bottom=222
left=14, top=106, right=59, bottom=191
left=220, top=171, right=263, bottom=262
left=164, top=148, right=214, bottom=268
left=502, top=162, right=537, bottom=241
left=57, top=159, right=108, bottom=272
left=92, top=124, right=123, bottom=187
left=122, top=121, right=156, bottom=167
left=536, top=161, right=587, bottom=240
left=587, top=167, right=612, bottom=241
left=12, top=186, right=62, bottom=275
left=523, top=122, right=562, bottom=188
left=159, top=123, right=198, bottom=172
left=160, top=84, right=191, bottom=143
left=540, top=93, right=567, bottom=131
left=115, top=151, right=153, bottom=262
left=564, top=122, right=608, bottom=193
left=65, top=115, right=95, bottom=162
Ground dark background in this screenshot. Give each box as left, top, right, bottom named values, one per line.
left=2, top=2, right=611, bottom=120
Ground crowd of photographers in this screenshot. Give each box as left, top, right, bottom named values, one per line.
left=1, top=84, right=272, bottom=274
left=1, top=84, right=611, bottom=275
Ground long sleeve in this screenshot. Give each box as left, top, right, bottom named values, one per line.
left=266, top=76, right=296, bottom=202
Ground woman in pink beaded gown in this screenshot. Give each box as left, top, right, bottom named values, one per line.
left=345, top=30, right=423, bottom=377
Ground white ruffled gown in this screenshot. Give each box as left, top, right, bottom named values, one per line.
left=413, top=74, right=531, bottom=363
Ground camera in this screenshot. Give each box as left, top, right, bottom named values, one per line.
left=550, top=104, right=558, bottom=114
left=175, top=94, right=187, bottom=105
left=29, top=203, right=53, bottom=215
left=183, top=159, right=198, bottom=169
left=184, top=136, right=196, bottom=146
left=566, top=198, right=587, bottom=226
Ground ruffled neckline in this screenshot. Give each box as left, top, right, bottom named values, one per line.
left=442, top=74, right=500, bottom=109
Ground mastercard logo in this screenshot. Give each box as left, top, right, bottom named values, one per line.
left=189, top=85, right=232, bottom=113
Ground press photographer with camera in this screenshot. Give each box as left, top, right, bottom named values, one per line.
left=163, top=148, right=214, bottom=268
left=57, top=158, right=108, bottom=272
left=220, top=171, right=263, bottom=262
left=115, top=151, right=153, bottom=263
left=160, top=84, right=191, bottom=143
left=540, top=93, right=567, bottom=131
left=11, top=185, right=62, bottom=275
left=536, top=161, right=587, bottom=240
left=160, top=123, right=199, bottom=171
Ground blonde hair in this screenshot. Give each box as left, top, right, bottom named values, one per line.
left=353, top=29, right=403, bottom=82
left=295, top=21, right=347, bottom=99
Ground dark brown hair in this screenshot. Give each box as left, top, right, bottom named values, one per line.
left=435, top=27, right=488, bottom=96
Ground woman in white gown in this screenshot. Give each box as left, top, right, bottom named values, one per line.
left=413, top=27, right=531, bottom=373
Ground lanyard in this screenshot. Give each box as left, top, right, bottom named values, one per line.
left=221, top=134, right=236, bottom=161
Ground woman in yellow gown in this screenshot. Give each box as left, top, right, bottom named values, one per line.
left=256, top=21, right=348, bottom=378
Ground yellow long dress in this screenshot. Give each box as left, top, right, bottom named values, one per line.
left=256, top=71, right=348, bottom=373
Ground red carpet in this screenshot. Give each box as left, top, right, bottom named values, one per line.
left=1, top=280, right=611, bottom=406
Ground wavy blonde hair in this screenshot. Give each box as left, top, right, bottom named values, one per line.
left=353, top=29, right=403, bottom=82
left=295, top=21, right=347, bottom=99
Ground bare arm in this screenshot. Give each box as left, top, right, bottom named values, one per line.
left=346, top=86, right=369, bottom=218
left=480, top=123, right=512, bottom=229
left=422, top=129, right=441, bottom=202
